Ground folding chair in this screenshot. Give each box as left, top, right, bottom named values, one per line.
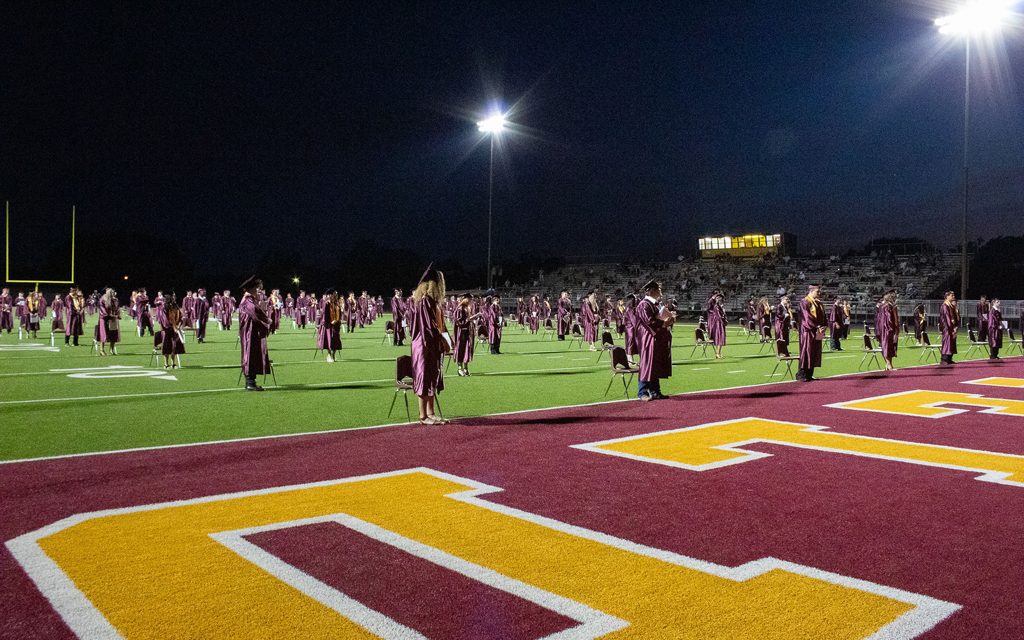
left=604, top=347, right=639, bottom=399
left=745, top=320, right=757, bottom=342
left=596, top=331, right=616, bottom=362
left=690, top=328, right=710, bottom=359
left=757, top=325, right=773, bottom=354
left=382, top=320, right=395, bottom=345
left=964, top=329, right=989, bottom=359
left=770, top=339, right=799, bottom=379
left=387, top=355, right=415, bottom=422
left=236, top=360, right=278, bottom=387
left=902, top=323, right=918, bottom=347
left=918, top=332, right=941, bottom=363
left=858, top=333, right=883, bottom=371
left=149, top=330, right=164, bottom=367
left=1008, top=329, right=1023, bottom=355
left=568, top=323, right=585, bottom=349
left=543, top=318, right=555, bottom=340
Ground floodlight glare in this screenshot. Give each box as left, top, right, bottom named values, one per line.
left=935, top=1, right=1012, bottom=35
left=477, top=113, right=507, bottom=134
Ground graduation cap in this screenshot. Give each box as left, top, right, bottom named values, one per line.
left=419, top=262, right=437, bottom=284
left=641, top=279, right=660, bottom=293
left=239, top=275, right=262, bottom=291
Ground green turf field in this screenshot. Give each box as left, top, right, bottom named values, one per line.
left=0, top=318, right=991, bottom=461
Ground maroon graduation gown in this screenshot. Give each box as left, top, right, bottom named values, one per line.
left=409, top=295, right=444, bottom=396
left=798, top=296, right=825, bottom=369
left=239, top=294, right=271, bottom=375
left=635, top=298, right=672, bottom=383
left=939, top=302, right=959, bottom=355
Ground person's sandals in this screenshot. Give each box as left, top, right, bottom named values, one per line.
left=419, top=416, right=447, bottom=425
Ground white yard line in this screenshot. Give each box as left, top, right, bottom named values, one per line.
left=727, top=370, right=746, bottom=374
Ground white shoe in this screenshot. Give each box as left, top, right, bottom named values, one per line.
left=326, top=355, right=335, bottom=363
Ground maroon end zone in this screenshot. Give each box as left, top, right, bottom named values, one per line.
left=2, top=358, right=1023, bottom=639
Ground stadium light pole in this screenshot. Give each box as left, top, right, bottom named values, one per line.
left=477, top=112, right=507, bottom=290
left=935, top=1, right=1012, bottom=302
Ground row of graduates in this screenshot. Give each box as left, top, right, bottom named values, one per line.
left=0, top=286, right=97, bottom=346
left=285, top=290, right=386, bottom=331
left=0, top=286, right=87, bottom=342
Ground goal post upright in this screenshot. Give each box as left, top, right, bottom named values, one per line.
left=5, top=200, right=78, bottom=291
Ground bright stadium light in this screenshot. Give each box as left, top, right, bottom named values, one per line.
left=477, top=113, right=507, bottom=134
left=477, top=110, right=509, bottom=289
left=935, top=1, right=1012, bottom=34
left=934, top=0, right=1016, bottom=300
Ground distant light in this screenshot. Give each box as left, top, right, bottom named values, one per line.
left=291, top=276, right=300, bottom=284
left=123, top=275, right=129, bottom=281
left=936, top=1, right=1013, bottom=35
left=477, top=113, right=507, bottom=134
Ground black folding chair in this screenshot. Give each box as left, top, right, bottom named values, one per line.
left=596, top=331, right=616, bottom=362
left=387, top=356, right=414, bottom=422
left=568, top=323, right=585, bottom=349
left=770, top=339, right=799, bottom=380
left=387, top=355, right=443, bottom=422
left=918, top=332, right=941, bottom=363
left=148, top=330, right=164, bottom=367
left=236, top=359, right=278, bottom=387
left=604, top=347, right=639, bottom=399
left=858, top=333, right=883, bottom=371
left=382, top=320, right=395, bottom=345
left=1008, top=329, right=1022, bottom=355
left=690, top=328, right=710, bottom=359
left=965, top=329, right=989, bottom=359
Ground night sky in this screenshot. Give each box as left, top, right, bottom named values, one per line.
left=3, top=1, right=1023, bottom=281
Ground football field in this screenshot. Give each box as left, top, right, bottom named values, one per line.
left=2, top=319, right=1023, bottom=639
left=0, top=318, right=1000, bottom=461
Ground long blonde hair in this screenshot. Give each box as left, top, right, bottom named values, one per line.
left=413, top=271, right=446, bottom=303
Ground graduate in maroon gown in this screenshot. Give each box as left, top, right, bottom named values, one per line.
left=295, top=291, right=309, bottom=329
left=317, top=289, right=343, bottom=362
left=24, top=292, right=42, bottom=338
left=193, top=289, right=209, bottom=343
left=756, top=297, right=773, bottom=343
left=976, top=295, right=990, bottom=343
left=409, top=266, right=449, bottom=424
left=135, top=288, right=154, bottom=337
left=828, top=298, right=845, bottom=351
left=345, top=292, right=358, bottom=333
left=238, top=277, right=271, bottom=391
left=268, top=289, right=283, bottom=334
left=65, top=287, right=85, bottom=346
left=528, top=295, right=541, bottom=334
left=912, top=303, right=927, bottom=345
left=488, top=295, right=504, bottom=355
left=161, top=295, right=186, bottom=368
left=581, top=291, right=598, bottom=350
left=97, top=288, right=121, bottom=355
left=556, top=290, right=571, bottom=341
left=774, top=295, right=794, bottom=357
left=0, top=287, right=14, bottom=334
left=391, top=289, right=406, bottom=346
left=939, top=291, right=960, bottom=365
left=453, top=294, right=480, bottom=377
left=797, top=285, right=826, bottom=381
left=635, top=280, right=674, bottom=401
left=219, top=290, right=236, bottom=331
left=50, top=294, right=65, bottom=333
left=876, top=290, right=899, bottom=371
left=706, top=290, right=727, bottom=359
left=624, top=294, right=640, bottom=362
left=988, top=298, right=1004, bottom=360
